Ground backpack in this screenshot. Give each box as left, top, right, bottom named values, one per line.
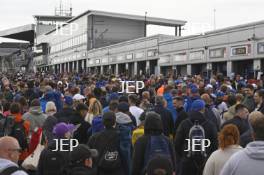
left=97, top=132, right=122, bottom=172
left=42, top=149, right=68, bottom=175
left=0, top=166, right=21, bottom=175
left=9, top=120, right=28, bottom=151
left=118, top=124, right=132, bottom=175
left=186, top=119, right=207, bottom=158
left=143, top=135, right=172, bottom=174
left=91, top=116, right=104, bottom=134
left=0, top=114, right=13, bottom=137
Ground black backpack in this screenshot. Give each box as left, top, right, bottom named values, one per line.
left=0, top=114, right=13, bottom=137
left=143, top=135, right=173, bottom=174
left=97, top=133, right=122, bottom=172
left=41, top=149, right=69, bottom=175
left=9, top=120, right=28, bottom=151
left=186, top=119, right=208, bottom=158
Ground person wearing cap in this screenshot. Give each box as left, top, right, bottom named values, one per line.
left=37, top=122, right=75, bottom=175
left=54, top=95, right=76, bottom=123
left=174, top=99, right=218, bottom=175
left=73, top=93, right=86, bottom=105
left=184, top=84, right=201, bottom=112
left=66, top=144, right=97, bottom=175
left=132, top=112, right=176, bottom=175
left=88, top=111, right=126, bottom=175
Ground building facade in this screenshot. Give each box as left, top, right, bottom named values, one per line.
left=2, top=9, right=263, bottom=78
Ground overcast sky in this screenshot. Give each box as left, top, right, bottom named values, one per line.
left=0, top=0, right=263, bottom=42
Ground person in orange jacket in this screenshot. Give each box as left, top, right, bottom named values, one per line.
left=9, top=102, right=30, bottom=163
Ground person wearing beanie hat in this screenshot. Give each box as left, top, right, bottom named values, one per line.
left=88, top=111, right=126, bottom=175
left=191, top=99, right=205, bottom=112
left=174, top=98, right=218, bottom=175
left=66, top=144, right=97, bottom=175
left=43, top=101, right=58, bottom=143
left=53, top=122, right=76, bottom=139
left=132, top=112, right=176, bottom=175
left=38, top=122, right=76, bottom=175
left=64, top=96, right=73, bottom=106
left=116, top=102, right=137, bottom=128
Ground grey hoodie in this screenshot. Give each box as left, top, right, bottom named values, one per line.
left=115, top=112, right=132, bottom=124
left=0, top=158, right=28, bottom=175
left=22, top=106, right=47, bottom=133
left=220, top=141, right=264, bottom=175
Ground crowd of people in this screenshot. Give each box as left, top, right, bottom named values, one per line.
left=0, top=71, right=264, bottom=175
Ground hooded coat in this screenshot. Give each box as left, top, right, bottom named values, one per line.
left=132, top=115, right=176, bottom=175
left=22, top=106, right=47, bottom=134
left=174, top=111, right=218, bottom=175
left=163, top=92, right=177, bottom=123
left=220, top=141, right=264, bottom=175
left=154, top=104, right=175, bottom=137
left=37, top=139, right=71, bottom=175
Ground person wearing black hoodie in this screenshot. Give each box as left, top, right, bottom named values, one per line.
left=66, top=144, right=98, bottom=175
left=154, top=96, right=175, bottom=138
left=132, top=112, right=176, bottom=175
left=38, top=122, right=75, bottom=175
left=73, top=103, right=91, bottom=144
left=174, top=99, right=218, bottom=175
left=88, top=111, right=126, bottom=175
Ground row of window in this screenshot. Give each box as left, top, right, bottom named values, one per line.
left=50, top=33, right=87, bottom=53
left=160, top=44, right=253, bottom=64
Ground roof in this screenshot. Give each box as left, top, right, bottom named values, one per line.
left=206, top=20, right=264, bottom=35
left=46, top=10, right=187, bottom=35
left=33, top=15, right=73, bottom=21
left=0, top=42, right=29, bottom=49
left=0, top=48, right=20, bottom=57
left=0, top=24, right=35, bottom=43
left=73, top=10, right=186, bottom=26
